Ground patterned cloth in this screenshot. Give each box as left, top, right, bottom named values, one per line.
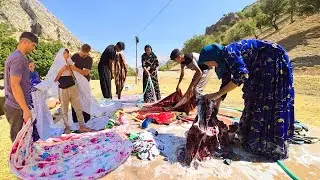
left=29, top=70, right=41, bottom=107
left=142, top=52, right=161, bottom=103
left=9, top=120, right=133, bottom=179
left=114, top=52, right=127, bottom=99
left=221, top=40, right=295, bottom=160
left=184, top=96, right=231, bottom=166
left=29, top=71, right=41, bottom=142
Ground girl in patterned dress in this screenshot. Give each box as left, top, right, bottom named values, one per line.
left=141, top=45, right=161, bottom=103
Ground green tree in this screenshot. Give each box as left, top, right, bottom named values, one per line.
left=182, top=35, right=218, bottom=54
left=224, top=19, right=257, bottom=44
left=243, top=4, right=261, bottom=18
left=126, top=66, right=137, bottom=76
left=28, top=41, right=64, bottom=77
left=90, top=62, right=100, bottom=80
left=255, top=12, right=268, bottom=31
left=260, top=0, right=287, bottom=31
left=297, top=0, right=320, bottom=15
left=0, top=24, right=18, bottom=78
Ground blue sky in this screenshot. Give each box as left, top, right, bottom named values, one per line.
left=40, top=0, right=256, bottom=67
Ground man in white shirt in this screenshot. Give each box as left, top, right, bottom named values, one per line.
left=169, top=49, right=213, bottom=108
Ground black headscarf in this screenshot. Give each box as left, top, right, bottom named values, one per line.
left=143, top=45, right=157, bottom=58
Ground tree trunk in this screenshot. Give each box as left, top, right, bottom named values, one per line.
left=272, top=19, right=279, bottom=31
left=254, top=31, right=259, bottom=39
left=290, top=12, right=294, bottom=23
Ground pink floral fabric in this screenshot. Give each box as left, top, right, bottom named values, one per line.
left=9, top=120, right=133, bottom=179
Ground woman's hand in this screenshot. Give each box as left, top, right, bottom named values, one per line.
left=213, top=97, right=222, bottom=109
left=204, top=92, right=221, bottom=101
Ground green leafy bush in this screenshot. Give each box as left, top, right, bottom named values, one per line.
left=0, top=24, right=18, bottom=77
left=159, top=60, right=177, bottom=71
left=28, top=41, right=64, bottom=77
left=90, top=62, right=100, bottom=80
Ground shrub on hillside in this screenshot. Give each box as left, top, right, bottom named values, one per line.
left=90, top=62, right=100, bottom=80
left=224, top=19, right=257, bottom=44
left=126, top=66, right=137, bottom=76
left=159, top=60, right=177, bottom=71
left=297, top=0, right=320, bottom=15
left=182, top=35, right=220, bottom=54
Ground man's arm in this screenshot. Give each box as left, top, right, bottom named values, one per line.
left=86, top=57, right=93, bottom=75
left=70, top=65, right=89, bottom=76
left=10, top=76, right=31, bottom=121
left=187, top=65, right=202, bottom=92
left=176, top=65, right=185, bottom=90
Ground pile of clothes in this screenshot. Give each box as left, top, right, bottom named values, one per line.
left=134, top=89, right=197, bottom=126
left=128, top=130, right=160, bottom=161
left=289, top=121, right=319, bottom=144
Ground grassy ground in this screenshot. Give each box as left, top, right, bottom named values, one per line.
left=1, top=68, right=320, bottom=179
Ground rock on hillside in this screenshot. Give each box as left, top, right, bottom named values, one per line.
left=0, top=0, right=81, bottom=48
left=205, top=13, right=239, bottom=35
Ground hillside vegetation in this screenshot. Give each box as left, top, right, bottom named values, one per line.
left=182, top=0, right=320, bottom=53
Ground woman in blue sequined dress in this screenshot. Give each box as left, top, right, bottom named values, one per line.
left=198, top=39, right=295, bottom=160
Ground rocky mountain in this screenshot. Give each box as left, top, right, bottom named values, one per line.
left=0, top=0, right=82, bottom=49
left=205, top=12, right=239, bottom=35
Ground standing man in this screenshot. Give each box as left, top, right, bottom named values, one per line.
left=71, top=44, right=92, bottom=124
left=4, top=32, right=38, bottom=142
left=98, top=42, right=125, bottom=99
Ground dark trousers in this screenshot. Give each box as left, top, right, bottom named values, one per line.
left=98, top=65, right=112, bottom=99
left=4, top=104, right=23, bottom=142
left=72, top=107, right=90, bottom=123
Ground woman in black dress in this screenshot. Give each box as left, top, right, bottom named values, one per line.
left=142, top=45, right=161, bottom=103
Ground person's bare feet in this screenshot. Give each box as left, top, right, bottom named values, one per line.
left=64, top=127, right=71, bottom=134
left=79, top=125, right=92, bottom=133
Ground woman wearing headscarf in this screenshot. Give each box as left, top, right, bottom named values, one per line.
left=141, top=45, right=161, bottom=103
left=198, top=39, right=295, bottom=160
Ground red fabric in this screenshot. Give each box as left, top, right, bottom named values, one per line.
left=135, top=112, right=175, bottom=125
left=146, top=112, right=175, bottom=125
left=137, top=89, right=196, bottom=114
